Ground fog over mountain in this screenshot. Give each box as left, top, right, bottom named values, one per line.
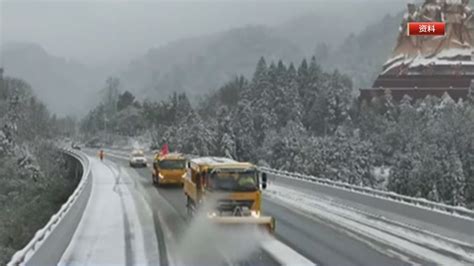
left=0, top=43, right=104, bottom=115
left=318, top=13, right=403, bottom=91
left=1, top=0, right=406, bottom=115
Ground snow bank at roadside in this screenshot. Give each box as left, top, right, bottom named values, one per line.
left=266, top=184, right=474, bottom=265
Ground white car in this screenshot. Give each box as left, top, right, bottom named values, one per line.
left=129, top=150, right=147, bottom=168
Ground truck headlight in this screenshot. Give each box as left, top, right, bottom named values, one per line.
left=159, top=173, right=164, bottom=178
left=181, top=173, right=186, bottom=178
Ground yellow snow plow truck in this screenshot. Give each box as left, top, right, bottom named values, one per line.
left=183, top=157, right=275, bottom=233
left=152, top=153, right=187, bottom=186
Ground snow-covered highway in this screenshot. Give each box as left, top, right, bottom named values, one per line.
left=265, top=183, right=474, bottom=265
left=9, top=148, right=474, bottom=266
left=59, top=157, right=160, bottom=265
left=100, top=148, right=313, bottom=266
left=102, top=148, right=474, bottom=266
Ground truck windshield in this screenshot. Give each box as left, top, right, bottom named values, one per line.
left=159, top=159, right=185, bottom=169
left=209, top=170, right=258, bottom=192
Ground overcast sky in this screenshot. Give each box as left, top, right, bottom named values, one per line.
left=1, top=0, right=403, bottom=66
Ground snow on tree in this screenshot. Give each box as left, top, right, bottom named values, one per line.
left=286, top=63, right=304, bottom=123
left=259, top=128, right=292, bottom=171
left=272, top=61, right=303, bottom=128
left=117, top=91, right=136, bottom=111
left=316, top=128, right=376, bottom=186
left=112, top=106, right=146, bottom=136
left=303, top=56, right=324, bottom=109
left=297, top=58, right=309, bottom=94
left=216, top=106, right=236, bottom=158
left=277, top=120, right=307, bottom=171
left=0, top=78, right=28, bottom=154
left=221, top=132, right=236, bottom=159
left=445, top=149, right=466, bottom=206
left=160, top=125, right=180, bottom=152
left=175, top=93, right=193, bottom=121
left=0, top=74, right=78, bottom=264
left=388, top=152, right=417, bottom=196
left=233, top=99, right=256, bottom=161
left=179, top=112, right=216, bottom=156
left=252, top=87, right=276, bottom=143
left=252, top=56, right=268, bottom=85
left=75, top=54, right=474, bottom=209
left=325, top=70, right=352, bottom=134
left=101, top=77, right=120, bottom=115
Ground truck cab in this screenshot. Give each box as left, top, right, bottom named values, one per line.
left=183, top=157, right=274, bottom=232
left=152, top=153, right=187, bottom=186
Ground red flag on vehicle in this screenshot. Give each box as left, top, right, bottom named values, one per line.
left=160, top=143, right=169, bottom=156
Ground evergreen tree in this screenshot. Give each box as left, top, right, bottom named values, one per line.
left=216, top=106, right=236, bottom=158
left=176, top=93, right=193, bottom=121
left=252, top=60, right=277, bottom=144
left=180, top=112, right=216, bottom=156
left=252, top=57, right=268, bottom=85
left=388, top=153, right=416, bottom=196
left=284, top=63, right=303, bottom=124
left=304, top=56, right=324, bottom=110
left=273, top=61, right=289, bottom=127
left=261, top=120, right=307, bottom=171
left=102, top=77, right=120, bottom=115
left=233, top=99, right=256, bottom=161
left=117, top=91, right=136, bottom=111
left=445, top=150, right=466, bottom=206
left=297, top=58, right=309, bottom=96
left=325, top=70, right=352, bottom=134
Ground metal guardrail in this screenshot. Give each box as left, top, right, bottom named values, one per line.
left=97, top=149, right=474, bottom=219
left=260, top=167, right=474, bottom=220
left=7, top=148, right=92, bottom=266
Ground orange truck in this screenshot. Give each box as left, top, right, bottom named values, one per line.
left=152, top=153, right=187, bottom=186
left=183, top=156, right=275, bottom=232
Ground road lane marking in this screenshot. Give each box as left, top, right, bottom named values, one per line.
left=103, top=149, right=317, bottom=265
left=261, top=239, right=315, bottom=265
left=266, top=184, right=472, bottom=265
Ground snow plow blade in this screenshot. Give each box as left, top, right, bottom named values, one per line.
left=209, top=216, right=275, bottom=233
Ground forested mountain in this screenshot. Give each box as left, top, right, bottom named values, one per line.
left=0, top=43, right=103, bottom=115
left=119, top=3, right=405, bottom=101
left=0, top=74, right=78, bottom=264
left=318, top=13, right=402, bottom=90
left=1, top=3, right=404, bottom=110
left=82, top=56, right=474, bottom=209
left=120, top=26, right=303, bottom=101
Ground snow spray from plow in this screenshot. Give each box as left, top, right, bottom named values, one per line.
left=175, top=197, right=271, bottom=265
left=173, top=194, right=313, bottom=265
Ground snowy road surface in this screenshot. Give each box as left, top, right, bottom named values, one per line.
left=96, top=148, right=474, bottom=265
left=59, top=156, right=160, bottom=266
left=266, top=174, right=474, bottom=264
left=264, top=184, right=474, bottom=266
left=85, top=149, right=310, bottom=266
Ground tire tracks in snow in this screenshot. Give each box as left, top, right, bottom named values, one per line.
left=266, top=184, right=474, bottom=265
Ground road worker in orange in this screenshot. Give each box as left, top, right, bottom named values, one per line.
left=99, top=149, right=105, bottom=161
